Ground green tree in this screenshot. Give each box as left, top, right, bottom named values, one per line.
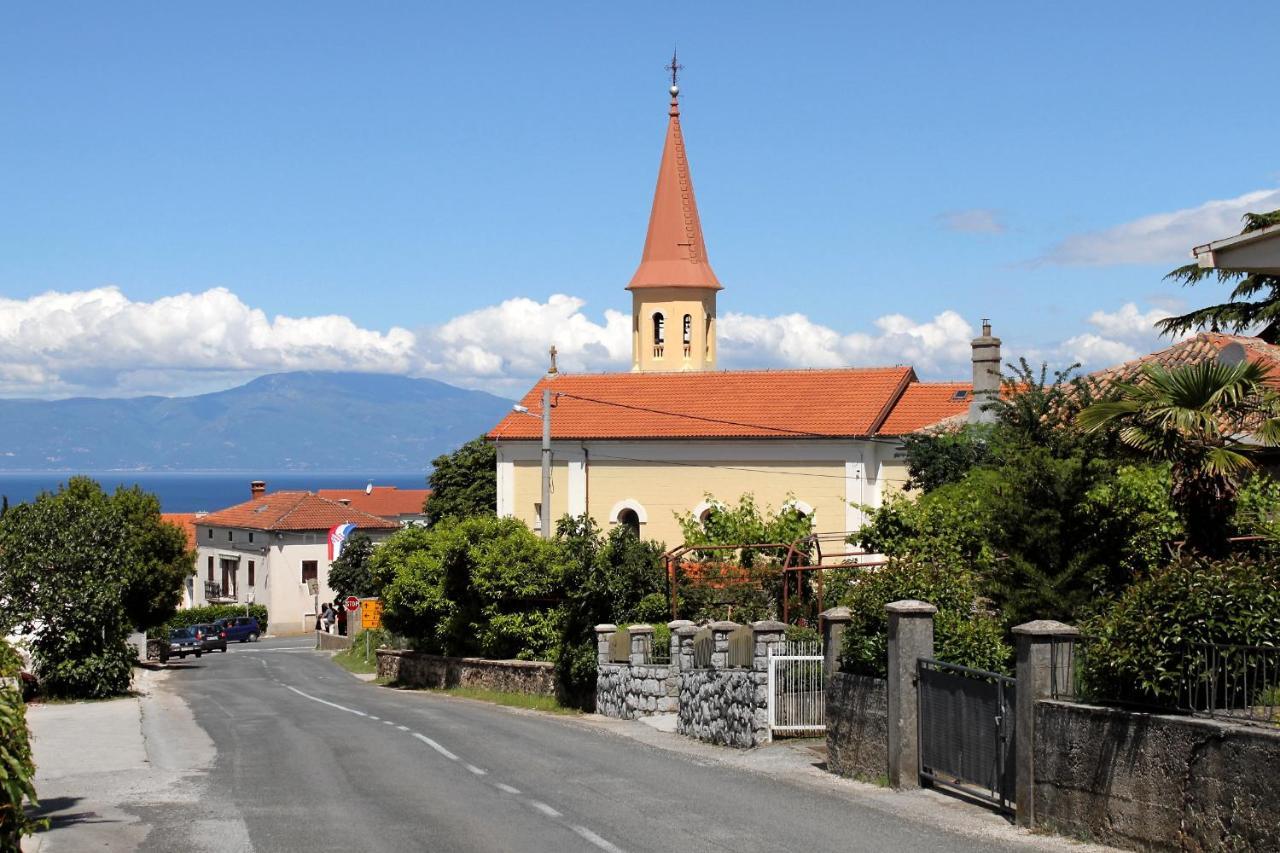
left=426, top=436, right=497, bottom=524
left=1, top=641, right=44, bottom=847
left=0, top=478, right=193, bottom=698
left=1079, top=360, right=1280, bottom=555
left=674, top=494, right=815, bottom=622
left=327, top=533, right=378, bottom=598
left=1158, top=210, right=1280, bottom=343
left=900, top=426, right=992, bottom=493
left=378, top=516, right=561, bottom=660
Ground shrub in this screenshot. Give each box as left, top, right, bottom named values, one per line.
left=380, top=516, right=563, bottom=660
left=1, top=642, right=42, bottom=846
left=156, top=604, right=269, bottom=638
left=1082, top=556, right=1280, bottom=706
left=838, top=560, right=1010, bottom=678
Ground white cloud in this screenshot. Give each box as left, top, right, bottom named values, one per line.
left=0, top=285, right=1205, bottom=399
left=937, top=208, right=1005, bottom=235
left=720, top=310, right=975, bottom=377
left=1038, top=188, right=1280, bottom=267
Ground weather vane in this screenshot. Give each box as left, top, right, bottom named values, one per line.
left=665, top=49, right=683, bottom=90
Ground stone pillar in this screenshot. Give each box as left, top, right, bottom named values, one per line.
left=667, top=620, right=694, bottom=672
left=1012, top=620, right=1079, bottom=827
left=750, top=620, right=787, bottom=672
left=709, top=621, right=739, bottom=669
left=819, top=606, right=851, bottom=676
left=594, top=624, right=617, bottom=667
left=628, top=624, right=654, bottom=666
left=674, top=623, right=698, bottom=671
left=885, top=600, right=936, bottom=789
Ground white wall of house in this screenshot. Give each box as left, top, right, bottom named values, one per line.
left=192, top=526, right=393, bottom=635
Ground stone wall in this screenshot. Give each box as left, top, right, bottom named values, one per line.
left=315, top=630, right=353, bottom=651
left=596, top=662, right=676, bottom=719
left=674, top=620, right=785, bottom=749
left=677, top=667, right=768, bottom=748
left=376, top=650, right=556, bottom=697
left=825, top=672, right=887, bottom=783
left=1034, top=699, right=1280, bottom=852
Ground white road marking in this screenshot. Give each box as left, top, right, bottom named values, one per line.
left=494, top=783, right=521, bottom=795
left=383, top=720, right=395, bottom=726
left=529, top=801, right=561, bottom=818
left=369, top=715, right=380, bottom=721
left=466, top=764, right=487, bottom=776
left=412, top=733, right=458, bottom=761
left=283, top=685, right=367, bottom=717
left=571, top=826, right=627, bottom=853
left=396, top=725, right=409, bottom=731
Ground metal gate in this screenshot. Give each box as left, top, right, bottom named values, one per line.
left=918, top=658, right=1016, bottom=812
left=767, top=641, right=826, bottom=736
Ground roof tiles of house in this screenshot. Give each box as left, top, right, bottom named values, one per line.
left=1090, top=333, right=1280, bottom=388
left=878, top=382, right=973, bottom=434
left=197, top=492, right=400, bottom=532
left=161, top=513, right=199, bottom=549
left=488, top=367, right=918, bottom=440
left=316, top=487, right=430, bottom=518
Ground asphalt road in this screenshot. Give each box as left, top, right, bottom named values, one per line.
left=148, top=637, right=1064, bottom=853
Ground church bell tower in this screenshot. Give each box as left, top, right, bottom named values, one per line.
left=628, top=55, right=721, bottom=373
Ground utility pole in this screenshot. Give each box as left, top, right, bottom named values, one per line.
left=540, top=386, right=552, bottom=540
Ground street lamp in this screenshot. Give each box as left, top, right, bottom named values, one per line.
left=512, top=387, right=552, bottom=539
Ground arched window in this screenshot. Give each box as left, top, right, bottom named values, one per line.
left=616, top=508, right=641, bottom=537
left=705, top=316, right=712, bottom=357
left=692, top=499, right=722, bottom=526
left=652, top=313, right=665, bottom=358
left=683, top=314, right=692, bottom=357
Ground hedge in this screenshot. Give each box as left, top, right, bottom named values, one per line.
left=152, top=604, right=269, bottom=639
left=1, top=641, right=42, bottom=846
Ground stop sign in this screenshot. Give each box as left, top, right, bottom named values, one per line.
left=344, top=595, right=360, bottom=612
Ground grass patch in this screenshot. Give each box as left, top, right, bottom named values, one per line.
left=331, top=644, right=379, bottom=675
left=432, top=686, right=579, bottom=715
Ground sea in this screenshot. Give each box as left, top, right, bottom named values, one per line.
left=0, top=471, right=427, bottom=513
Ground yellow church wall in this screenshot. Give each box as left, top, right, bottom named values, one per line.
left=631, top=287, right=717, bottom=372
left=508, top=456, right=846, bottom=550
left=512, top=459, right=572, bottom=534
left=878, top=460, right=911, bottom=500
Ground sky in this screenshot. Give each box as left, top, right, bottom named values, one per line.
left=2, top=2, right=1279, bottom=399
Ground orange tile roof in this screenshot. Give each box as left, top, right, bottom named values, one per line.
left=161, top=512, right=199, bottom=550
left=488, top=367, right=916, bottom=441
left=1090, top=333, right=1280, bottom=388
left=316, top=487, right=430, bottom=518
left=878, top=382, right=973, bottom=435
left=198, top=492, right=400, bottom=532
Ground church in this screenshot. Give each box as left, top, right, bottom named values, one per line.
left=487, top=75, right=995, bottom=549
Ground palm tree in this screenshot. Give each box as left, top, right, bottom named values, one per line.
left=1078, top=360, right=1280, bottom=555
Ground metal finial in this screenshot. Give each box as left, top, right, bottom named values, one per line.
left=665, top=48, right=683, bottom=94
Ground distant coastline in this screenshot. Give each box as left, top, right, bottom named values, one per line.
left=0, top=471, right=428, bottom=514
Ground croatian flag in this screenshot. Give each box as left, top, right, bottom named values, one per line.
left=328, top=523, right=357, bottom=560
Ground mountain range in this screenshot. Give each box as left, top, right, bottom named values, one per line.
left=0, top=372, right=513, bottom=472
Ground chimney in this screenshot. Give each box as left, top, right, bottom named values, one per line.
left=250, top=480, right=266, bottom=498
left=968, top=319, right=1002, bottom=424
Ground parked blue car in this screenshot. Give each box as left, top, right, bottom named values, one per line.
left=214, top=616, right=261, bottom=643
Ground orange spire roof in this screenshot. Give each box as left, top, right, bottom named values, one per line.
left=627, top=85, right=722, bottom=291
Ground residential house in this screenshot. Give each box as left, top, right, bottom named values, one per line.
left=316, top=486, right=430, bottom=526
left=190, top=482, right=399, bottom=634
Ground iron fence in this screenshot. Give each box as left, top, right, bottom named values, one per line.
left=1050, top=637, right=1280, bottom=727
left=642, top=638, right=671, bottom=665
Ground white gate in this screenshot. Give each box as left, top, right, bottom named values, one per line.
left=767, top=640, right=826, bottom=736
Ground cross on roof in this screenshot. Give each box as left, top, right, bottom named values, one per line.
left=665, top=49, right=683, bottom=88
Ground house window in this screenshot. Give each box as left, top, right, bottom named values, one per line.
left=532, top=503, right=542, bottom=532
left=248, top=560, right=255, bottom=588
left=227, top=530, right=233, bottom=541
left=220, top=558, right=237, bottom=598
left=616, top=508, right=640, bottom=537
left=248, top=531, right=254, bottom=543
left=206, top=528, right=212, bottom=540
left=652, top=313, right=665, bottom=358
left=301, top=561, right=318, bottom=584
left=207, top=556, right=214, bottom=582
